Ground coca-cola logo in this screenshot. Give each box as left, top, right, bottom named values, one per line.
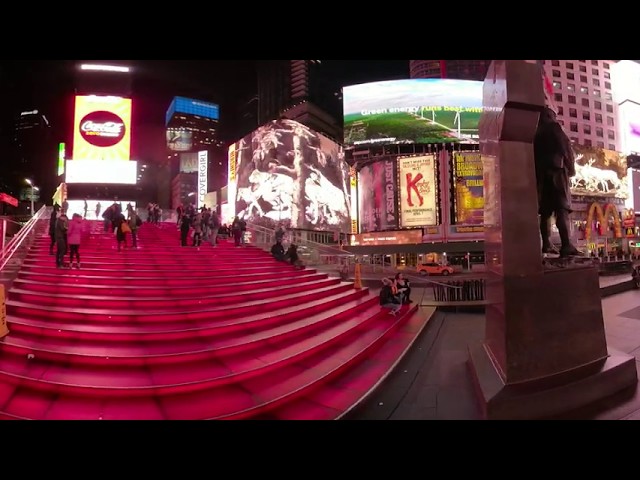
left=79, top=110, right=126, bottom=147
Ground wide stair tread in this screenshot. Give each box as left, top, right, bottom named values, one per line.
left=0, top=303, right=385, bottom=394
left=8, top=277, right=340, bottom=307
left=2, top=296, right=379, bottom=362
left=10, top=272, right=328, bottom=296
left=0, top=305, right=411, bottom=419
left=6, top=288, right=369, bottom=336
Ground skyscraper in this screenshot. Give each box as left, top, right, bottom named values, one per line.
left=252, top=60, right=342, bottom=141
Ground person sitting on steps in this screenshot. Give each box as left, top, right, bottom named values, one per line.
left=380, top=278, right=402, bottom=316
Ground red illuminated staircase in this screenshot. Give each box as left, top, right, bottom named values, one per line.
left=0, top=220, right=432, bottom=420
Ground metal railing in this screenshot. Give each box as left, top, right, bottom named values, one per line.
left=0, top=206, right=50, bottom=272
left=246, top=222, right=355, bottom=267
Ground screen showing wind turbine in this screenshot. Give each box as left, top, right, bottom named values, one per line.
left=343, top=79, right=483, bottom=147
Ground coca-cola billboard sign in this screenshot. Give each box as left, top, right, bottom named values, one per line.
left=79, top=111, right=126, bottom=147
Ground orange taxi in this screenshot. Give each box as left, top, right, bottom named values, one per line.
left=417, top=262, right=454, bottom=276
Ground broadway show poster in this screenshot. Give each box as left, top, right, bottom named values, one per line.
left=452, top=152, right=484, bottom=225
left=399, top=155, right=437, bottom=227
left=357, top=160, right=398, bottom=232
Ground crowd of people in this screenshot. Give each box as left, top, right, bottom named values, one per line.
left=49, top=200, right=142, bottom=268
left=48, top=201, right=406, bottom=319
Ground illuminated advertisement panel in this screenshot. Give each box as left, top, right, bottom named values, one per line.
left=58, top=143, right=66, bottom=176
left=197, top=151, right=208, bottom=210
left=65, top=160, right=138, bottom=185
left=72, top=95, right=132, bottom=161
left=617, top=101, right=640, bottom=155
left=343, top=79, right=482, bottom=147
left=167, top=129, right=193, bottom=152
left=570, top=144, right=628, bottom=199
left=398, top=155, right=437, bottom=227
left=452, top=152, right=484, bottom=225
left=233, top=119, right=351, bottom=232
left=349, top=167, right=358, bottom=234
left=227, top=143, right=237, bottom=220
left=357, top=160, right=398, bottom=233
left=351, top=229, right=422, bottom=246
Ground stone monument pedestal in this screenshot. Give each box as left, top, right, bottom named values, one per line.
left=467, top=60, right=637, bottom=420
left=469, top=265, right=637, bottom=419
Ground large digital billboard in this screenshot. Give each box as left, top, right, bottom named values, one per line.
left=570, top=144, right=628, bottom=199
left=166, top=96, right=220, bottom=125
left=72, top=95, right=132, bottom=161
left=232, top=119, right=351, bottom=232
left=167, top=129, right=193, bottom=152
left=452, top=152, right=484, bottom=225
left=357, top=160, right=398, bottom=233
left=343, top=79, right=483, bottom=147
left=398, top=155, right=438, bottom=227
left=65, top=160, right=138, bottom=185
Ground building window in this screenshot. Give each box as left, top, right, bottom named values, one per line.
left=593, top=78, right=600, bottom=87
left=607, top=116, right=614, bottom=126
left=584, top=125, right=591, bottom=135
left=596, top=127, right=603, bottom=137
left=552, top=60, right=560, bottom=66
left=557, top=106, right=564, bottom=115
left=597, top=141, right=605, bottom=148
left=570, top=122, right=578, bottom=132
left=584, top=139, right=592, bottom=147
left=580, top=75, right=587, bottom=83
left=579, top=60, right=586, bottom=63
left=609, top=144, right=616, bottom=150
left=566, top=62, right=574, bottom=69
left=553, top=81, right=562, bottom=89
left=591, top=60, right=598, bottom=65
left=553, top=69, right=561, bottom=77
left=595, top=101, right=602, bottom=110
left=582, top=98, right=589, bottom=107
left=579, top=65, right=587, bottom=72
left=593, top=89, right=601, bottom=97
left=571, top=137, right=579, bottom=143
left=604, top=92, right=612, bottom=101
left=606, top=104, right=614, bottom=113
left=569, top=108, right=577, bottom=117
left=592, top=68, right=599, bottom=76
left=595, top=113, right=602, bottom=123
left=605, top=81, right=611, bottom=90
left=558, top=119, right=564, bottom=126
left=567, top=72, right=575, bottom=80
left=568, top=95, right=576, bottom=104
left=583, top=111, right=590, bottom=121
left=554, top=93, right=563, bottom=102
left=604, top=71, right=610, bottom=79
left=567, top=83, right=575, bottom=91
left=608, top=130, right=615, bottom=140
left=604, top=63, right=610, bottom=70
left=580, top=86, right=588, bottom=94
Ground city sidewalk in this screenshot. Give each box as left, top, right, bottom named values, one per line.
left=349, top=290, right=640, bottom=420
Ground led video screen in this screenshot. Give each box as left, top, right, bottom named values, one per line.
left=233, top=119, right=352, bottom=232
left=72, top=95, right=132, bottom=161
left=343, top=79, right=483, bottom=147
left=65, top=160, right=138, bottom=185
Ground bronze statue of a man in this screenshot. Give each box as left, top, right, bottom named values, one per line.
left=533, top=107, right=581, bottom=257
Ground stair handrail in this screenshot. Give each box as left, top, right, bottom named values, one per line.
left=0, top=205, right=50, bottom=272
left=245, top=221, right=355, bottom=259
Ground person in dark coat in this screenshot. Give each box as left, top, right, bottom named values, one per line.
left=533, top=107, right=580, bottom=257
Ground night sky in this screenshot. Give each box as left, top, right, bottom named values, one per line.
left=0, top=60, right=409, bottom=199
left=2, top=60, right=409, bottom=142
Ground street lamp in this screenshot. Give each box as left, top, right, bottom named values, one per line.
left=25, top=179, right=39, bottom=216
